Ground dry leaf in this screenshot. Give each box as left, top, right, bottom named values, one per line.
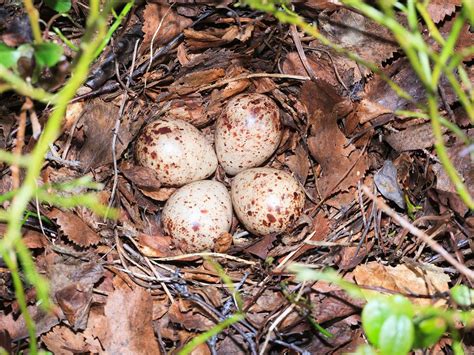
left=42, top=325, right=89, bottom=354
left=103, top=284, right=161, bottom=354
left=142, top=3, right=192, bottom=49
left=353, top=261, right=450, bottom=306
left=49, top=209, right=100, bottom=247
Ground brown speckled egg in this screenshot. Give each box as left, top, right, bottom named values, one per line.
left=135, top=118, right=218, bottom=187
left=231, top=168, right=305, bottom=236
left=215, top=94, right=281, bottom=175
left=161, top=180, right=233, bottom=253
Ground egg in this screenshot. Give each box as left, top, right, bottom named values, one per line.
left=161, top=180, right=233, bottom=253
left=135, top=118, right=218, bottom=187
left=231, top=168, right=305, bottom=236
left=215, top=94, right=282, bottom=175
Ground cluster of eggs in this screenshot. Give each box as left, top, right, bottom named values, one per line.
left=135, top=93, right=305, bottom=253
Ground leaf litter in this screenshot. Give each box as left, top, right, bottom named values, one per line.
left=0, top=1, right=473, bottom=354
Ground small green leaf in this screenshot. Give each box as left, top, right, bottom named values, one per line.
left=362, top=298, right=392, bottom=347
left=44, top=0, right=71, bottom=13
left=0, top=43, right=18, bottom=68
left=413, top=316, right=447, bottom=348
left=379, top=314, right=414, bottom=355
left=33, top=42, right=63, bottom=67
left=389, top=295, right=414, bottom=318
left=353, top=344, right=378, bottom=355
left=451, top=285, right=473, bottom=307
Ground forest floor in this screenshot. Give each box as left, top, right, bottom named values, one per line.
left=0, top=1, right=473, bottom=354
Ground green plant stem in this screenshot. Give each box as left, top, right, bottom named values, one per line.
left=94, top=0, right=134, bottom=58
left=0, top=0, right=111, bottom=350
left=428, top=95, right=474, bottom=209
left=1, top=252, right=37, bottom=353
left=53, top=27, right=79, bottom=51
left=178, top=313, right=245, bottom=355
left=0, top=66, right=55, bottom=103
left=23, top=0, right=43, bottom=44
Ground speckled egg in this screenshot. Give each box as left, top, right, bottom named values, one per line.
left=135, top=118, right=218, bottom=187
left=161, top=180, right=233, bottom=252
left=231, top=168, right=305, bottom=236
left=215, top=94, right=282, bottom=175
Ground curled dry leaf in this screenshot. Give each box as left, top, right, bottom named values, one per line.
left=48, top=209, right=100, bottom=247
left=121, top=162, right=161, bottom=191
left=136, top=232, right=174, bottom=258
left=353, top=261, right=450, bottom=306
left=214, top=231, right=233, bottom=253
left=142, top=3, right=192, bottom=49
left=168, top=300, right=215, bottom=331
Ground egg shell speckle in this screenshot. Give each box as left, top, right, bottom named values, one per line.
left=215, top=94, right=281, bottom=175
left=162, top=180, right=233, bottom=253
left=135, top=118, right=218, bottom=187
left=231, top=168, right=305, bottom=236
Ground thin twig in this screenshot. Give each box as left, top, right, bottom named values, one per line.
left=361, top=185, right=474, bottom=281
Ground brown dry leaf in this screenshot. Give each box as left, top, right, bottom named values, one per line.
left=285, top=143, right=310, bottom=184
left=353, top=261, right=451, bottom=306
left=142, top=3, right=192, bottom=49
left=244, top=233, right=277, bottom=259
left=42, top=325, right=89, bottom=354
left=49, top=209, right=100, bottom=247
left=283, top=52, right=367, bottom=205
left=103, top=283, right=160, bottom=354
left=121, top=162, right=161, bottom=191
left=141, top=186, right=177, bottom=201
left=214, top=231, right=233, bottom=253
left=63, top=101, right=84, bottom=133
left=0, top=305, right=63, bottom=341
left=303, top=0, right=343, bottom=10
left=82, top=306, right=107, bottom=352
left=385, top=123, right=444, bottom=152
left=45, top=253, right=104, bottom=329
left=319, top=8, right=399, bottom=63
left=136, top=232, right=174, bottom=258
left=426, top=0, right=460, bottom=23
left=167, top=93, right=209, bottom=127
left=184, top=24, right=254, bottom=49
left=77, top=100, right=120, bottom=171
left=169, top=68, right=225, bottom=95
left=168, top=300, right=215, bottom=331
left=432, top=132, right=474, bottom=216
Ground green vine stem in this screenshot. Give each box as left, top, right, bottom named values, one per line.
left=22, top=0, right=43, bottom=44
left=0, top=0, right=115, bottom=351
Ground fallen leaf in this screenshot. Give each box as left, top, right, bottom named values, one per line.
left=319, top=8, right=399, bottom=63
left=168, top=300, right=215, bottom=331
left=353, top=261, right=451, bottom=306
left=374, top=160, right=406, bottom=209
left=49, top=209, right=100, bottom=247
left=142, top=3, right=192, bottom=49
left=42, top=325, right=89, bottom=354
left=136, top=232, right=174, bottom=258
left=103, top=283, right=161, bottom=354
left=426, top=0, right=461, bottom=24
left=45, top=253, right=104, bottom=330
left=121, top=162, right=161, bottom=191
left=385, top=123, right=443, bottom=152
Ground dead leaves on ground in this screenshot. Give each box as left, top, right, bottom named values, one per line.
left=0, top=1, right=472, bottom=354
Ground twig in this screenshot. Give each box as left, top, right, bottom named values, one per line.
left=361, top=185, right=474, bottom=281
left=107, top=39, right=140, bottom=215
left=197, top=73, right=309, bottom=93
left=154, top=252, right=257, bottom=266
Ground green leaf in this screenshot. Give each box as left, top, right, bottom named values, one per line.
left=44, top=0, right=71, bottom=13
left=33, top=43, right=63, bottom=68
left=379, top=314, right=414, bottom=355
left=0, top=43, right=18, bottom=68
left=353, top=344, right=379, bottom=355
left=451, top=285, right=473, bottom=307
left=413, top=316, right=447, bottom=348
left=388, top=295, right=414, bottom=318
left=362, top=298, right=392, bottom=347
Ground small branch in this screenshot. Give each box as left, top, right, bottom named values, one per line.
left=361, top=185, right=474, bottom=281
left=0, top=66, right=55, bottom=104
left=22, top=0, right=43, bottom=44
